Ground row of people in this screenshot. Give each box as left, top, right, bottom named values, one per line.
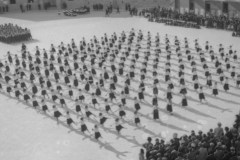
left=93, top=4, right=104, bottom=11
left=0, top=5, right=9, bottom=13
left=0, top=23, right=32, bottom=43
left=0, top=29, right=239, bottom=144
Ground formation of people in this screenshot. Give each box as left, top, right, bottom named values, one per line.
left=0, top=29, right=239, bottom=142
left=141, top=7, right=240, bottom=34
left=141, top=115, right=240, bottom=160
left=0, top=23, right=32, bottom=44
left=62, top=6, right=90, bottom=17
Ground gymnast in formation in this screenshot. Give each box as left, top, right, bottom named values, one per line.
left=0, top=28, right=239, bottom=141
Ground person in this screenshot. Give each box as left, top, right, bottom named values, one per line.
left=66, top=111, right=75, bottom=127
left=109, top=89, right=117, bottom=102
left=41, top=98, right=49, bottom=113
left=166, top=99, right=173, bottom=115
left=143, top=137, right=153, bottom=155
left=95, top=82, right=101, bottom=96
left=53, top=105, right=62, bottom=124
left=41, top=85, right=49, bottom=98
left=180, top=84, right=187, bottom=95
left=194, top=79, right=199, bottom=91
left=222, top=147, right=238, bottom=160
left=32, top=95, right=39, bottom=109
left=181, top=94, right=188, bottom=107
left=20, top=4, right=23, bottom=13
left=59, top=93, right=66, bottom=107
left=78, top=89, right=85, bottom=102
left=85, top=105, right=95, bottom=119
left=166, top=86, right=173, bottom=100
left=104, top=98, right=112, bottom=113
left=134, top=111, right=141, bottom=126
left=223, top=77, right=229, bottom=92
left=68, top=85, right=73, bottom=98
left=139, top=148, right=145, bottom=160
left=206, top=75, right=212, bottom=88
left=99, top=112, right=107, bottom=126
left=23, top=89, right=30, bottom=103
left=231, top=67, right=236, bottom=79
left=212, top=82, right=219, bottom=96
left=80, top=117, right=90, bottom=134
left=236, top=74, right=240, bottom=88
left=197, top=142, right=208, bottom=160
left=74, top=99, right=82, bottom=117
left=153, top=83, right=158, bottom=96
left=198, top=86, right=206, bottom=103
left=214, top=145, right=224, bottom=160
left=115, top=118, right=124, bottom=134
left=118, top=104, right=126, bottom=119
left=134, top=97, right=141, bottom=112
left=188, top=142, right=199, bottom=160
left=121, top=91, right=126, bottom=106
left=214, top=122, right=224, bottom=139
left=138, top=87, right=145, bottom=102
left=93, top=125, right=102, bottom=140
left=6, top=84, right=12, bottom=95
left=153, top=105, right=159, bottom=120
left=91, top=93, right=99, bottom=108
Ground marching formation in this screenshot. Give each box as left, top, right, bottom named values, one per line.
left=0, top=23, right=32, bottom=44
left=0, top=29, right=239, bottom=142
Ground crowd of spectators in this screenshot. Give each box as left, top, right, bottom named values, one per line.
left=141, top=7, right=240, bottom=34
left=0, top=23, right=32, bottom=44
left=140, top=113, right=240, bottom=160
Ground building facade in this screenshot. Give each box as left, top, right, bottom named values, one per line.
left=0, top=0, right=239, bottom=17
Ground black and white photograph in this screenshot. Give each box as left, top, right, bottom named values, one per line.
left=0, top=0, right=240, bottom=160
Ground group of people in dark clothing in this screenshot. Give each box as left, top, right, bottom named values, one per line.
left=0, top=23, right=32, bottom=44
left=125, top=3, right=138, bottom=16
left=105, top=4, right=120, bottom=16
left=0, top=4, right=9, bottom=14
left=19, top=3, right=32, bottom=13
left=93, top=4, right=104, bottom=11
left=141, top=7, right=240, bottom=35
left=0, top=29, right=239, bottom=144
left=141, top=115, right=240, bottom=160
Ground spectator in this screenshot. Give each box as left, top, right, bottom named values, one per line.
left=188, top=142, right=199, bottom=160
left=214, top=146, right=224, bottom=160
left=139, top=148, right=145, bottom=160
left=197, top=142, right=208, bottom=160
left=222, top=147, right=238, bottom=160
left=214, top=122, right=224, bottom=138
left=141, top=115, right=240, bottom=160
